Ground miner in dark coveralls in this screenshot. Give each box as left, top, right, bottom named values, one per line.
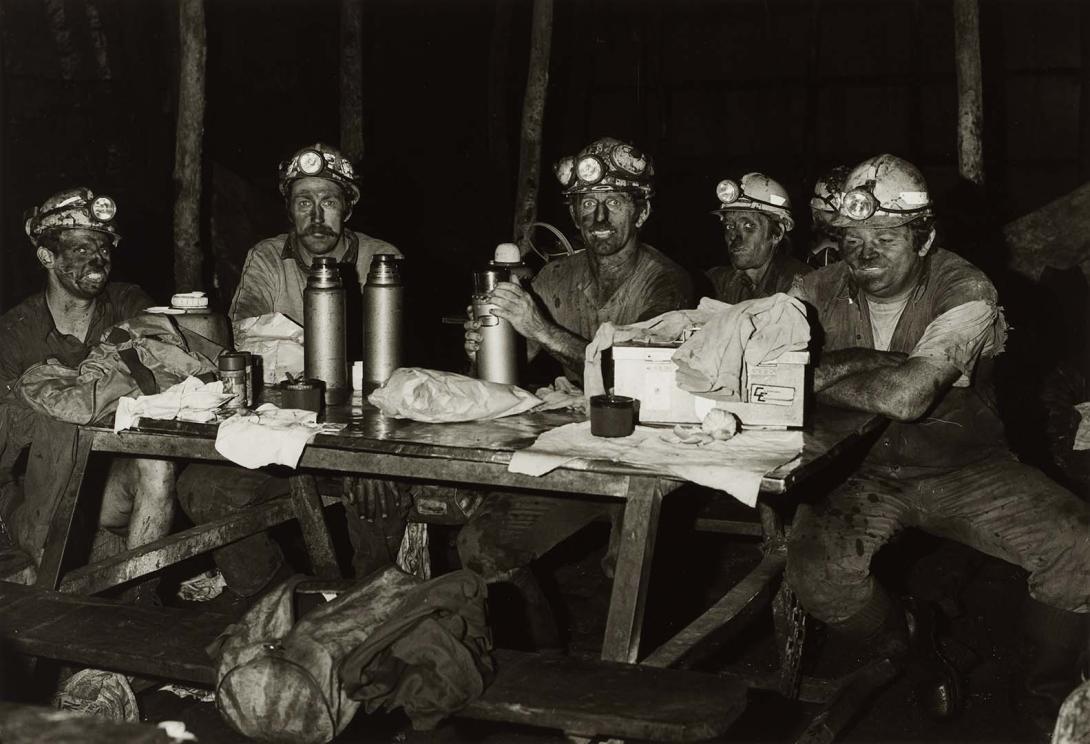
left=786, top=154, right=1090, bottom=726
left=460, top=136, right=694, bottom=647
left=705, top=172, right=810, bottom=304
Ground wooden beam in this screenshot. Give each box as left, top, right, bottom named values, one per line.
left=953, top=0, right=985, bottom=185
left=512, top=0, right=554, bottom=255
left=339, top=0, right=364, bottom=162
left=172, top=0, right=207, bottom=292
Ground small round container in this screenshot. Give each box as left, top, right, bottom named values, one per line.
left=590, top=394, right=636, bottom=438
left=218, top=351, right=252, bottom=410
left=283, top=380, right=324, bottom=414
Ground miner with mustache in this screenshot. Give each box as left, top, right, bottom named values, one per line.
left=706, top=172, right=810, bottom=303
left=177, top=143, right=405, bottom=602
left=786, top=154, right=1090, bottom=726
left=460, top=137, right=694, bottom=649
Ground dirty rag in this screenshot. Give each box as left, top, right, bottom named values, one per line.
left=533, top=376, right=587, bottom=413
left=508, top=421, right=803, bottom=507
left=214, top=404, right=344, bottom=469
left=114, top=376, right=233, bottom=432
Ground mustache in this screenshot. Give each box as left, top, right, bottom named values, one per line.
left=302, top=225, right=338, bottom=237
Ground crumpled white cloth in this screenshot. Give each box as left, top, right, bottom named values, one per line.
left=1074, top=401, right=1090, bottom=451
left=368, top=367, right=543, bottom=422
left=234, top=313, right=305, bottom=385
left=114, top=376, right=233, bottom=433
left=214, top=403, right=344, bottom=469
left=508, top=421, right=803, bottom=507
left=533, top=376, right=587, bottom=413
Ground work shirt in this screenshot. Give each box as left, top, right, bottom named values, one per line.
left=0, top=282, right=154, bottom=395
left=706, top=253, right=811, bottom=305
left=531, top=243, right=694, bottom=380
left=230, top=230, right=401, bottom=324
left=793, top=247, right=1009, bottom=472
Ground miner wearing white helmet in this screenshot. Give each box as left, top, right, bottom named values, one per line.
left=786, top=154, right=1090, bottom=725
left=460, top=136, right=694, bottom=649
left=0, top=188, right=169, bottom=567
left=706, top=172, right=810, bottom=303
left=178, top=144, right=405, bottom=602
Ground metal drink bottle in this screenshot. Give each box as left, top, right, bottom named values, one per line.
left=304, top=256, right=349, bottom=404
left=362, top=254, right=404, bottom=385
left=471, top=267, right=520, bottom=384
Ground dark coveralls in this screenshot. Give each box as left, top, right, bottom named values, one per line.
left=706, top=252, right=811, bottom=305
left=0, top=284, right=154, bottom=558
left=457, top=243, right=694, bottom=580
left=786, top=248, right=1090, bottom=634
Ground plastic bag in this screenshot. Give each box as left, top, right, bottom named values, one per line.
left=234, top=312, right=305, bottom=384
left=368, top=368, right=542, bottom=422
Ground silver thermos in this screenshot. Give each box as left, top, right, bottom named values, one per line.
left=362, top=253, right=404, bottom=385
left=472, top=265, right=520, bottom=385
left=304, top=256, right=349, bottom=405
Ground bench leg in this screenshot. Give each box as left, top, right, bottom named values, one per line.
left=36, top=431, right=95, bottom=590
left=601, top=477, right=662, bottom=664
left=288, top=474, right=341, bottom=579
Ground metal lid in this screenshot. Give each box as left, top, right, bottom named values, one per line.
left=218, top=351, right=251, bottom=371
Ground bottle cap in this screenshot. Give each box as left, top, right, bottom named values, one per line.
left=171, top=291, right=208, bottom=309
left=218, top=351, right=251, bottom=371
left=493, top=243, right=522, bottom=264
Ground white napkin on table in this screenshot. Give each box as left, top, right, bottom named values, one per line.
left=508, top=421, right=803, bottom=507
left=214, top=403, right=344, bottom=469
left=114, top=376, right=233, bottom=433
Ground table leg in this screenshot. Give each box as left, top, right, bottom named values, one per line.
left=601, top=477, right=662, bottom=664
left=288, top=474, right=341, bottom=579
left=36, top=430, right=95, bottom=590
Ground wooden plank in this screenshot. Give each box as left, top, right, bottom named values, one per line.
left=172, top=0, right=206, bottom=291
left=512, top=0, right=554, bottom=254
left=0, top=583, right=218, bottom=685
left=953, top=0, right=985, bottom=185
left=36, top=431, right=95, bottom=590
left=339, top=0, right=364, bottom=161
left=643, top=553, right=785, bottom=669
left=602, top=477, right=663, bottom=663
left=288, top=474, right=341, bottom=579
left=58, top=499, right=296, bottom=594
left=465, top=649, right=747, bottom=742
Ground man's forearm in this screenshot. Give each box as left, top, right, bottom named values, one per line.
left=532, top=323, right=589, bottom=375
left=813, top=348, right=907, bottom=391
left=816, top=358, right=958, bottom=422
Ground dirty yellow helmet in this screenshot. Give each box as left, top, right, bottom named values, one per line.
left=25, top=187, right=121, bottom=247
left=832, top=154, right=932, bottom=228
left=810, top=165, right=852, bottom=218
left=554, top=137, right=654, bottom=198
left=278, top=143, right=360, bottom=205
left=712, top=173, right=794, bottom=232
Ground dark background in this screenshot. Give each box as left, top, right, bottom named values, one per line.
left=0, top=0, right=1087, bottom=413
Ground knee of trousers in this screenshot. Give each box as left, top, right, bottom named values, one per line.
left=786, top=522, right=858, bottom=620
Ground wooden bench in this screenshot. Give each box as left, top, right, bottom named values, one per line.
left=0, top=581, right=748, bottom=742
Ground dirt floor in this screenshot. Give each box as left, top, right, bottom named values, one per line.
left=132, top=487, right=1057, bottom=744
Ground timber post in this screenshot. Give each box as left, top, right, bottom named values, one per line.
left=953, top=0, right=984, bottom=185
left=172, top=0, right=206, bottom=292
left=513, top=0, right=555, bottom=256
left=340, top=0, right=364, bottom=162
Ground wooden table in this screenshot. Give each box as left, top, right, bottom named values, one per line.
left=36, top=400, right=883, bottom=668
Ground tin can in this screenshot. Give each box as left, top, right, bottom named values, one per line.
left=218, top=351, right=252, bottom=410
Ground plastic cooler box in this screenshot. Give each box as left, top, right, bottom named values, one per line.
left=611, top=343, right=809, bottom=428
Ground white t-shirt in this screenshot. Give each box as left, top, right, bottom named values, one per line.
left=866, top=296, right=910, bottom=351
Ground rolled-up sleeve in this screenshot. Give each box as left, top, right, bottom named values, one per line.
left=909, top=300, right=998, bottom=387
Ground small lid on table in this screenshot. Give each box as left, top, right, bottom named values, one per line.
left=171, top=291, right=208, bottom=310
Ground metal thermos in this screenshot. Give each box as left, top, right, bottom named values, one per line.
left=304, top=256, right=349, bottom=404
left=362, top=254, right=404, bottom=385
left=472, top=268, right=519, bottom=385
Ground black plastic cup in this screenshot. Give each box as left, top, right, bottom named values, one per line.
left=590, top=394, right=637, bottom=437
left=283, top=379, right=324, bottom=414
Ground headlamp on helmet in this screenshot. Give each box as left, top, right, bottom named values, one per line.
left=555, top=137, right=654, bottom=197
left=831, top=154, right=932, bottom=228
left=711, top=173, right=794, bottom=231
left=25, top=187, right=122, bottom=247
left=279, top=143, right=360, bottom=205
left=841, top=186, right=878, bottom=221
left=715, top=179, right=741, bottom=205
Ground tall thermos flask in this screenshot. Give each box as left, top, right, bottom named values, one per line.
left=362, top=253, right=404, bottom=386
left=304, top=256, right=349, bottom=405
left=472, top=246, right=522, bottom=385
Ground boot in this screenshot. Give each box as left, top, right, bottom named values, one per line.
left=1018, top=597, right=1088, bottom=735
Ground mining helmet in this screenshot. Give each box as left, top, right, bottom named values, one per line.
left=25, top=187, right=121, bottom=247
left=278, top=143, right=360, bottom=205
left=712, top=173, right=795, bottom=232
left=832, top=154, right=932, bottom=228
left=810, top=165, right=852, bottom=217
left=554, top=137, right=654, bottom=198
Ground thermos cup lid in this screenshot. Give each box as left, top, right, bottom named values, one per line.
left=493, top=243, right=521, bottom=264
left=218, top=351, right=251, bottom=371
left=171, top=291, right=208, bottom=309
